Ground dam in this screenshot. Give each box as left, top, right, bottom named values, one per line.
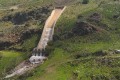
left=5, top=6, right=66, bottom=78
left=29, top=6, right=66, bottom=64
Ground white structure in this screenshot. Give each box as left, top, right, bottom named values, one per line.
left=29, top=55, right=47, bottom=64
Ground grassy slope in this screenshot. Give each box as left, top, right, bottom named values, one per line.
left=0, top=0, right=54, bottom=79
left=25, top=0, right=120, bottom=80
left=0, top=51, right=25, bottom=78
left=0, top=0, right=54, bottom=34
left=0, top=0, right=120, bottom=80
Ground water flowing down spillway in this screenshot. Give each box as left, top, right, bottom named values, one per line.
left=5, top=6, right=66, bottom=78
left=29, top=6, right=66, bottom=64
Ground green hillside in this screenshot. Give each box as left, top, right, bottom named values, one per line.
left=0, top=0, right=120, bottom=80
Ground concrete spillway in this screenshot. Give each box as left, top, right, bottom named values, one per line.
left=29, top=6, right=66, bottom=64
left=37, top=6, right=66, bottom=50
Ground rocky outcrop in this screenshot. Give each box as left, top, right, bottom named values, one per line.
left=72, top=21, right=99, bottom=35
left=0, top=41, right=12, bottom=50
left=1, top=6, right=52, bottom=25
left=0, top=6, right=52, bottom=50
left=0, top=29, right=42, bottom=50
left=88, top=13, right=102, bottom=22
left=19, top=29, right=42, bottom=42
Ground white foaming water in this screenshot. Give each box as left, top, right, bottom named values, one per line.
left=29, top=55, right=47, bottom=64
left=5, top=66, right=27, bottom=78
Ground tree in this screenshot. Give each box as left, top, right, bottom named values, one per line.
left=82, top=0, right=89, bottom=4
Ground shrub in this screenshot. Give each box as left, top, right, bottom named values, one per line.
left=82, top=0, right=89, bottom=4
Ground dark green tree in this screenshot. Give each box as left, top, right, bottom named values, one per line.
left=82, top=0, right=89, bottom=4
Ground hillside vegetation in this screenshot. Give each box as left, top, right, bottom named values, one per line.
left=0, top=0, right=120, bottom=80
